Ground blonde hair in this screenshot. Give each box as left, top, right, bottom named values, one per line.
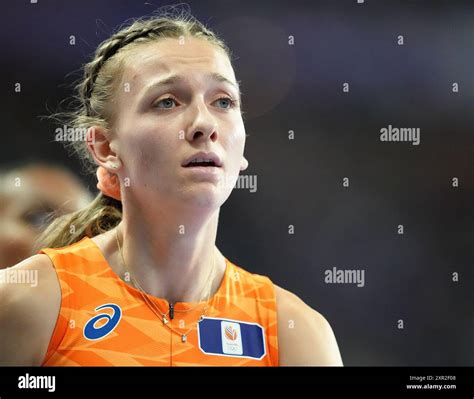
left=36, top=5, right=233, bottom=250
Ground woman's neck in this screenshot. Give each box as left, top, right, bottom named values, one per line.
left=112, top=200, right=226, bottom=304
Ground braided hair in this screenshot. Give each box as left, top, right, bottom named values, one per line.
left=80, top=16, right=223, bottom=117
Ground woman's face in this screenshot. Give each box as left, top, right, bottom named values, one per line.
left=108, top=36, right=248, bottom=210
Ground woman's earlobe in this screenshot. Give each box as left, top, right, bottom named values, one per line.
left=108, top=158, right=122, bottom=171
left=240, top=157, right=249, bottom=171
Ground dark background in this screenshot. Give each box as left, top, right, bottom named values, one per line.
left=1, top=0, right=472, bottom=366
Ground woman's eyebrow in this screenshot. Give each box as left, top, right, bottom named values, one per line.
left=141, top=72, right=241, bottom=100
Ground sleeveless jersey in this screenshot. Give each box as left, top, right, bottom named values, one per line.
left=38, top=237, right=279, bottom=366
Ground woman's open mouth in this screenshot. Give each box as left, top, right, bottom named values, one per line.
left=182, top=152, right=223, bottom=168
left=184, top=159, right=218, bottom=167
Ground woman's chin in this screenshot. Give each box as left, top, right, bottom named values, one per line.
left=179, top=187, right=223, bottom=209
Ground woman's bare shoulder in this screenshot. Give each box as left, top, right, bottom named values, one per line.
left=0, top=254, right=61, bottom=365
left=274, top=284, right=343, bottom=366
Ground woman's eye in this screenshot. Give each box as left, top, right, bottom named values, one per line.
left=22, top=206, right=54, bottom=229
left=215, top=97, right=235, bottom=109
left=154, top=96, right=236, bottom=110
left=154, top=97, right=177, bottom=109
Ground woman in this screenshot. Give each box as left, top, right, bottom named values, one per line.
left=0, top=162, right=92, bottom=269
left=0, top=10, right=343, bottom=366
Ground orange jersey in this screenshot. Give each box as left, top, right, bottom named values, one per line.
left=38, top=237, right=279, bottom=366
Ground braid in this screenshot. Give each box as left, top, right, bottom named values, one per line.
left=81, top=23, right=164, bottom=115
left=80, top=19, right=222, bottom=115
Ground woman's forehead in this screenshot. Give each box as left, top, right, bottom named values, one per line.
left=122, top=38, right=235, bottom=88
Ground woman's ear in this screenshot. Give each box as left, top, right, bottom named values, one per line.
left=240, top=156, right=249, bottom=171
left=86, top=126, right=122, bottom=172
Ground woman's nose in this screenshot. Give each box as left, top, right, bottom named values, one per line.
left=185, top=102, right=219, bottom=142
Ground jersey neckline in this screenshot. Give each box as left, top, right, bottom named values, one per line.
left=82, top=236, right=231, bottom=312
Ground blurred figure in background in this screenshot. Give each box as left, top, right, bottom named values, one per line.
left=0, top=162, right=92, bottom=268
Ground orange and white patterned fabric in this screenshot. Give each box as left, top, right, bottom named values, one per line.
left=38, top=237, right=278, bottom=366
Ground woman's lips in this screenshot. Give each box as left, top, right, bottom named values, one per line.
left=182, top=165, right=222, bottom=178
left=182, top=151, right=223, bottom=167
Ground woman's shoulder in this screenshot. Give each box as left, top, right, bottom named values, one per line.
left=228, top=260, right=272, bottom=282
left=226, top=261, right=343, bottom=365
left=274, top=284, right=344, bottom=366
left=0, top=254, right=61, bottom=365
left=0, top=254, right=60, bottom=306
